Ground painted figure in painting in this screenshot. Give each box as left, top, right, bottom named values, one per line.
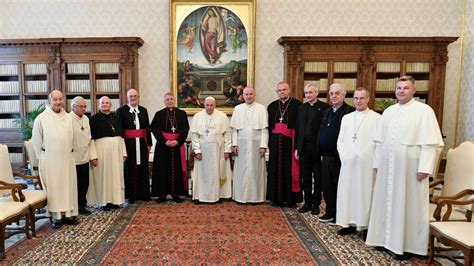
left=200, top=8, right=226, bottom=65
left=177, top=25, right=196, bottom=53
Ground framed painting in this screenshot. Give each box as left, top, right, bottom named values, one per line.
left=170, top=0, right=256, bottom=114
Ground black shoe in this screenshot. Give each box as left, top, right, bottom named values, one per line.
left=128, top=199, right=135, bottom=204
left=286, top=202, right=297, bottom=208
left=51, top=220, right=63, bottom=229
left=192, top=200, right=201, bottom=205
left=375, top=246, right=389, bottom=252
left=393, top=253, right=411, bottom=261
left=361, top=229, right=368, bottom=241
left=318, top=213, right=335, bottom=223
left=298, top=204, right=312, bottom=213
left=63, top=217, right=79, bottom=225
left=338, top=227, right=357, bottom=236
left=173, top=196, right=183, bottom=203
left=311, top=206, right=320, bottom=215
left=106, top=203, right=120, bottom=209
left=156, top=197, right=167, bottom=203
left=101, top=205, right=111, bottom=212
left=79, top=207, right=92, bottom=216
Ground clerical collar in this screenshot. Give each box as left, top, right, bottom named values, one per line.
left=332, top=103, right=343, bottom=112
left=308, top=100, right=318, bottom=106
left=280, top=97, right=290, bottom=104
left=128, top=104, right=140, bottom=113
left=245, top=102, right=255, bottom=107
left=168, top=108, right=175, bottom=112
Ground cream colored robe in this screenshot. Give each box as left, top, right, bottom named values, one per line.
left=191, top=109, right=232, bottom=202
left=32, top=107, right=78, bottom=219
left=230, top=102, right=268, bottom=203
left=336, top=109, right=380, bottom=229
left=87, top=137, right=126, bottom=206
left=366, top=99, right=444, bottom=256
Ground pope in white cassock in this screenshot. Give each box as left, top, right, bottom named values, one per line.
left=336, top=88, right=380, bottom=237
left=230, top=86, right=269, bottom=204
left=366, top=76, right=444, bottom=260
left=191, top=97, right=232, bottom=203
left=32, top=90, right=78, bottom=229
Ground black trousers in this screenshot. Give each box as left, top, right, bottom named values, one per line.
left=300, top=146, right=322, bottom=208
left=76, top=162, right=89, bottom=208
left=321, top=156, right=341, bottom=217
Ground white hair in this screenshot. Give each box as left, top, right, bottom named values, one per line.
left=71, top=96, right=86, bottom=109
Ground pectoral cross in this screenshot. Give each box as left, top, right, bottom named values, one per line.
left=205, top=127, right=210, bottom=136
left=112, top=126, right=115, bottom=132
left=80, top=126, right=85, bottom=131
left=352, top=134, right=357, bottom=143
left=279, top=117, right=283, bottom=123
left=171, top=127, right=176, bottom=133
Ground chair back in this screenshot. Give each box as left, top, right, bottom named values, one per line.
left=24, top=139, right=39, bottom=176
left=442, top=141, right=474, bottom=210
left=0, top=144, right=16, bottom=197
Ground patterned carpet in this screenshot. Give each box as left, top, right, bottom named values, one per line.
left=1, top=201, right=433, bottom=265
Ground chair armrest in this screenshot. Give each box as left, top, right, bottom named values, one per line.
left=0, top=180, right=27, bottom=202
left=433, top=189, right=474, bottom=221
left=429, top=179, right=444, bottom=188
left=432, top=189, right=473, bottom=203
left=13, top=171, right=43, bottom=190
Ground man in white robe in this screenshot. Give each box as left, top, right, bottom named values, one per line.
left=87, top=96, right=127, bottom=211
left=230, top=86, right=269, bottom=204
left=191, top=97, right=232, bottom=203
left=336, top=88, right=380, bottom=238
left=69, top=96, right=97, bottom=216
left=32, top=90, right=78, bottom=229
left=366, top=76, right=444, bottom=260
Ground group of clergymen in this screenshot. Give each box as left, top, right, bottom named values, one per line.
left=31, top=75, right=443, bottom=260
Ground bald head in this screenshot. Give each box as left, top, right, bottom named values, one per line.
left=99, top=96, right=112, bottom=114
left=243, top=86, right=255, bottom=104
left=48, top=90, right=64, bottom=113
left=127, top=88, right=139, bottom=107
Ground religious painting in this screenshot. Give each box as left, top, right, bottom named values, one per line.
left=170, top=0, right=256, bottom=114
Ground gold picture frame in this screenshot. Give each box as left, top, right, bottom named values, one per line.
left=170, top=0, right=256, bottom=114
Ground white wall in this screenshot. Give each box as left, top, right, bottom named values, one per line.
left=0, top=0, right=470, bottom=148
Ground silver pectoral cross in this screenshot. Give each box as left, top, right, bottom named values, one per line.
left=279, top=117, right=283, bottom=123
left=112, top=126, right=115, bottom=132
left=352, top=134, right=357, bottom=143
left=80, top=126, right=85, bottom=131
left=171, top=127, right=176, bottom=133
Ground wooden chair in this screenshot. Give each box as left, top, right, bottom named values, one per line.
left=0, top=180, right=31, bottom=261
left=429, top=141, right=474, bottom=222
left=0, top=144, right=47, bottom=237
left=24, top=140, right=39, bottom=177
left=429, top=189, right=474, bottom=265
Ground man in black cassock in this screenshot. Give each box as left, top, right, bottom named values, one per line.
left=116, top=88, right=152, bottom=204
left=267, top=81, right=302, bottom=207
left=150, top=93, right=189, bottom=203
left=295, top=83, right=330, bottom=215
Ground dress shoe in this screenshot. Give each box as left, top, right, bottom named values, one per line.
left=392, top=253, right=412, bottom=261
left=63, top=217, right=79, bottom=225
left=318, top=213, right=335, bottom=223
left=106, top=203, right=120, bottom=209
left=311, top=206, right=320, bottom=215
left=156, top=197, right=167, bottom=203
left=101, top=205, right=111, bottom=212
left=79, top=207, right=92, bottom=216
left=375, top=246, right=389, bottom=252
left=286, top=202, right=297, bottom=208
left=192, top=200, right=201, bottom=205
left=127, top=199, right=135, bottom=204
left=173, top=196, right=183, bottom=203
left=51, top=220, right=63, bottom=229
left=298, top=204, right=312, bottom=213
left=361, top=229, right=368, bottom=241
left=337, top=227, right=357, bottom=236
